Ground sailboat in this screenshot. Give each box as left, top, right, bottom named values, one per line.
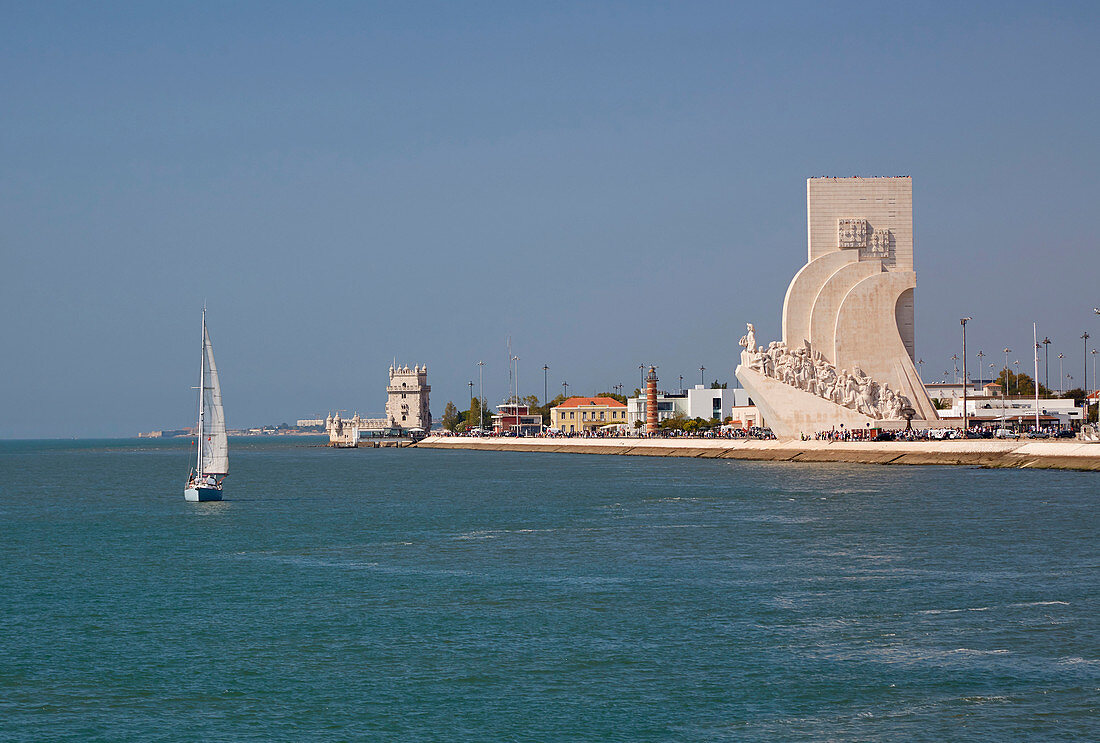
left=185, top=308, right=229, bottom=501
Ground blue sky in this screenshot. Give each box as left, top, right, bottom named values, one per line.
left=3, top=1, right=1099, bottom=437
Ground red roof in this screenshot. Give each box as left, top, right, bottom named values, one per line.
left=556, top=396, right=627, bottom=408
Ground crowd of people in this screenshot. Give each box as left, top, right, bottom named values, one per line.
left=436, top=426, right=777, bottom=440
left=809, top=425, right=1079, bottom=442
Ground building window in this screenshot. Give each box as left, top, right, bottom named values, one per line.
left=600, top=411, right=605, bottom=420
left=582, top=412, right=587, bottom=420
left=570, top=412, right=574, bottom=419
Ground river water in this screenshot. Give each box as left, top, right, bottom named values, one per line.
left=1, top=438, right=1096, bottom=740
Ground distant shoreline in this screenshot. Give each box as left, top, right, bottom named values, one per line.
left=414, top=436, right=1100, bottom=472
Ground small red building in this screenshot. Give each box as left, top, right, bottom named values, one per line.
left=491, top=403, right=544, bottom=435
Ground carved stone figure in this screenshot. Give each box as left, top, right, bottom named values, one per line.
left=740, top=335, right=912, bottom=419
left=738, top=323, right=758, bottom=354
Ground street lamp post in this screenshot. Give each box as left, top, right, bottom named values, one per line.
left=1082, top=332, right=1090, bottom=425
left=679, top=374, right=683, bottom=394
left=700, top=365, right=706, bottom=387
left=477, top=360, right=485, bottom=430
left=951, top=354, right=959, bottom=384
left=512, top=355, right=520, bottom=407
left=639, top=364, right=644, bottom=391
left=1058, top=353, right=1065, bottom=395
left=960, top=318, right=971, bottom=431
left=1042, top=337, right=1051, bottom=392
left=542, top=364, right=549, bottom=405
left=976, top=350, right=985, bottom=385
left=918, top=358, right=924, bottom=381
left=468, top=381, right=474, bottom=428
left=1092, top=348, right=1098, bottom=400
left=1013, top=360, right=1019, bottom=395
left=562, top=380, right=569, bottom=399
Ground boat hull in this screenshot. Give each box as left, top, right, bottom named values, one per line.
left=184, top=486, right=223, bottom=502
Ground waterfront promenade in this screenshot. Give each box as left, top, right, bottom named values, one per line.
left=416, top=435, right=1100, bottom=471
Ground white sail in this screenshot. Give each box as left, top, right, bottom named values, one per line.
left=200, top=322, right=229, bottom=475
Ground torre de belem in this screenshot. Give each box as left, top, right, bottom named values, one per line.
left=325, top=364, right=432, bottom=446
left=735, top=177, right=938, bottom=438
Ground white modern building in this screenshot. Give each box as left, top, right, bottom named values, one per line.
left=626, top=386, right=761, bottom=428
left=923, top=381, right=984, bottom=403
left=944, top=396, right=1082, bottom=427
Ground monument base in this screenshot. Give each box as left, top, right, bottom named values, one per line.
left=736, top=364, right=884, bottom=439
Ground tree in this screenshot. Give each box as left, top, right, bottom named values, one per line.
left=441, top=401, right=461, bottom=431
left=534, top=393, right=568, bottom=425
left=467, top=396, right=492, bottom=430
left=710, top=381, right=727, bottom=389
left=659, top=412, right=687, bottom=431
left=1062, top=388, right=1088, bottom=405
left=995, top=369, right=1051, bottom=397
left=597, top=391, right=628, bottom=404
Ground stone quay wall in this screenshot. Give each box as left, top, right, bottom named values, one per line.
left=414, top=436, right=1100, bottom=472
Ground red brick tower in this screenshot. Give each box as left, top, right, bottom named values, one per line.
left=645, top=366, right=658, bottom=434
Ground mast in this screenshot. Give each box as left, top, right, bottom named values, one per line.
left=196, top=307, right=206, bottom=477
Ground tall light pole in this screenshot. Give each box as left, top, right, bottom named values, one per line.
left=639, top=364, right=644, bottom=391
left=951, top=354, right=959, bottom=384
left=468, top=380, right=474, bottom=428
left=679, top=374, right=683, bottom=393
left=960, top=318, right=971, bottom=430
left=1042, top=337, right=1051, bottom=392
left=1058, top=353, right=1065, bottom=395
left=477, top=360, right=485, bottom=430
left=1092, top=348, right=1097, bottom=398
left=700, top=365, right=706, bottom=387
left=1082, top=332, right=1090, bottom=424
left=1083, top=333, right=1090, bottom=390
left=918, top=358, right=924, bottom=382
left=542, top=364, right=549, bottom=405
left=1013, top=360, right=1019, bottom=395
left=513, top=355, right=520, bottom=407
left=1094, top=308, right=1100, bottom=419
left=562, top=380, right=569, bottom=399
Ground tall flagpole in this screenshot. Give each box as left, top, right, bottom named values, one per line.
left=1033, top=323, right=1040, bottom=431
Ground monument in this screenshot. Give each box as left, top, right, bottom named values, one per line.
left=325, top=363, right=431, bottom=446
left=735, top=177, right=937, bottom=438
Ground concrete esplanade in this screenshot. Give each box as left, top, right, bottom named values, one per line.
left=415, top=436, right=1100, bottom=471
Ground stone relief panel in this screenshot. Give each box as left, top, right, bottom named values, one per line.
left=837, top=218, right=868, bottom=248
left=740, top=333, right=912, bottom=420
left=867, top=227, right=891, bottom=257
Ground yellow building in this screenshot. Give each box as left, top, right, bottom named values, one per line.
left=551, top=396, right=628, bottom=434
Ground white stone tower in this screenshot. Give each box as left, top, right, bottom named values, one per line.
left=386, top=364, right=431, bottom=431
